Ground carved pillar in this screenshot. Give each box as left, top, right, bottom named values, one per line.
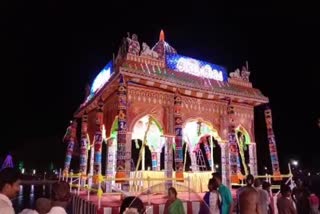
left=79, top=113, right=88, bottom=186
left=105, top=137, right=117, bottom=192
left=115, top=74, right=129, bottom=188
left=125, top=132, right=132, bottom=179
left=174, top=93, right=184, bottom=180
left=93, top=100, right=104, bottom=180
left=164, top=135, right=174, bottom=190
left=249, top=143, right=258, bottom=176
left=227, top=102, right=239, bottom=183
left=264, top=106, right=281, bottom=178
left=88, top=140, right=95, bottom=187
left=220, top=142, right=230, bottom=188
left=63, top=120, right=77, bottom=175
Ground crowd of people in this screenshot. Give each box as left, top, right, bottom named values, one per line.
left=1, top=167, right=319, bottom=214
left=119, top=172, right=320, bottom=214
left=0, top=168, right=71, bottom=214
left=199, top=173, right=320, bottom=214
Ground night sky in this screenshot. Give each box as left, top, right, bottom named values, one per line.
left=2, top=1, right=319, bottom=172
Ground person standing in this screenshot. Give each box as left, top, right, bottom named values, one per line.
left=292, top=179, right=310, bottom=214
left=199, top=178, right=221, bottom=214
left=309, top=192, right=320, bottom=214
left=47, top=182, right=71, bottom=214
left=164, top=187, right=185, bottom=214
left=254, top=178, right=270, bottom=214
left=263, top=181, right=274, bottom=214
left=277, top=184, right=297, bottom=214
left=0, top=168, right=21, bottom=214
left=238, top=174, right=261, bottom=214
left=212, top=172, right=233, bottom=214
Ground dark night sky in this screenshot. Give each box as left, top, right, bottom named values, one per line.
left=2, top=1, right=319, bottom=172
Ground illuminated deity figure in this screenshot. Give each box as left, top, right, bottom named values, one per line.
left=127, top=33, right=140, bottom=55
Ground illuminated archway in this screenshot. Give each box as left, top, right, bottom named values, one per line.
left=182, top=119, right=222, bottom=172
left=131, top=115, right=164, bottom=171
left=235, top=125, right=251, bottom=175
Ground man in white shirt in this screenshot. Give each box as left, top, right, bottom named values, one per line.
left=47, top=182, right=71, bottom=214
left=0, top=168, right=21, bottom=214
left=19, top=197, right=52, bottom=214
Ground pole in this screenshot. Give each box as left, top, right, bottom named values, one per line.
left=188, top=176, right=190, bottom=201
left=210, top=136, right=214, bottom=172
left=147, top=176, right=150, bottom=205
left=183, top=144, right=188, bottom=171
left=142, top=145, right=145, bottom=171
left=134, top=117, right=152, bottom=187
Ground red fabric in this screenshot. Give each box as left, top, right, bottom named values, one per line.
left=309, top=194, right=319, bottom=206
left=163, top=199, right=173, bottom=214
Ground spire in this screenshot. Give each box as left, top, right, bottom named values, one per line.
left=159, top=29, right=165, bottom=41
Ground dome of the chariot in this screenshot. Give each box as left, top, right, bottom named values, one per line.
left=151, top=30, right=177, bottom=59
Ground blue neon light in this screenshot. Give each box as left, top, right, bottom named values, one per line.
left=90, top=61, right=113, bottom=94
left=166, top=54, right=227, bottom=82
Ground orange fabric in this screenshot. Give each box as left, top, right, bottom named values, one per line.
left=176, top=171, right=184, bottom=182
left=231, top=175, right=239, bottom=183
left=273, top=172, right=282, bottom=181
left=115, top=172, right=126, bottom=183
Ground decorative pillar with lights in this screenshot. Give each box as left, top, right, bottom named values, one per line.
left=249, top=142, right=258, bottom=176
left=164, top=135, right=174, bottom=189
left=227, top=101, right=239, bottom=183
left=264, top=106, right=281, bottom=179
left=79, top=112, right=88, bottom=184
left=93, top=99, right=104, bottom=182
left=63, top=120, right=77, bottom=176
left=220, top=142, right=230, bottom=187
left=174, top=93, right=184, bottom=181
left=115, top=74, right=129, bottom=190
left=105, top=136, right=117, bottom=192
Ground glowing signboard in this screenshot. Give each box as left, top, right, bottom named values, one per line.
left=166, top=54, right=227, bottom=81
left=90, top=61, right=113, bottom=94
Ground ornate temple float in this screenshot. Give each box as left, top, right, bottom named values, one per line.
left=62, top=30, right=282, bottom=201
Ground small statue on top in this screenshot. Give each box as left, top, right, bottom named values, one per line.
left=240, top=63, right=250, bottom=81
left=230, top=61, right=251, bottom=81
left=127, top=32, right=140, bottom=55
left=229, top=68, right=241, bottom=79
left=141, top=42, right=159, bottom=58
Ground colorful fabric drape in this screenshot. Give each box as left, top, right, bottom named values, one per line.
left=116, top=74, right=127, bottom=182
left=79, top=112, right=88, bottom=175
left=264, top=106, right=281, bottom=179
left=202, top=139, right=212, bottom=169
left=151, top=152, right=158, bottom=171
left=227, top=103, right=239, bottom=183
left=63, top=120, right=77, bottom=175
left=93, top=100, right=104, bottom=179
left=174, top=94, right=184, bottom=180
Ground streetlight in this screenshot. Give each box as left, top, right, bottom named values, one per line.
left=291, top=160, right=298, bottom=167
